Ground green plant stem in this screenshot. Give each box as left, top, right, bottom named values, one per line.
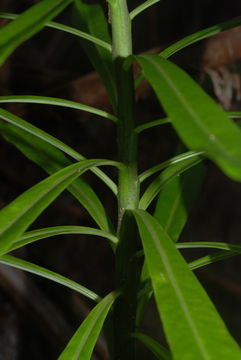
left=110, top=0, right=139, bottom=215
left=109, top=1, right=139, bottom=359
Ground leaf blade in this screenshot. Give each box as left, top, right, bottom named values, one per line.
left=154, top=163, right=205, bottom=242
left=139, top=155, right=202, bottom=210
left=0, top=254, right=100, bottom=301
left=0, top=0, right=74, bottom=66
left=0, top=159, right=116, bottom=254
left=58, top=291, right=119, bottom=360
left=0, top=12, right=112, bottom=51
left=133, top=333, right=172, bottom=360
left=137, top=54, right=241, bottom=181
left=0, top=108, right=116, bottom=231
left=10, top=225, right=118, bottom=252
left=72, top=0, right=117, bottom=110
left=133, top=209, right=241, bottom=360
left=0, top=95, right=117, bottom=122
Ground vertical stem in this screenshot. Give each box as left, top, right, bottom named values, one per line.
left=109, top=1, right=139, bottom=359
left=110, top=0, right=139, bottom=217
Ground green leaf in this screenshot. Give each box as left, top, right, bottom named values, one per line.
left=137, top=54, right=241, bottom=181
left=160, top=17, right=241, bottom=59
left=134, top=333, right=172, bottom=360
left=72, top=0, right=117, bottom=110
left=136, top=261, right=152, bottom=326
left=58, top=291, right=119, bottom=360
left=154, top=163, right=205, bottom=242
left=139, top=154, right=202, bottom=210
left=0, top=95, right=117, bottom=122
left=133, top=209, right=241, bottom=360
left=0, top=254, right=100, bottom=301
left=139, top=151, right=203, bottom=183
left=0, top=119, right=114, bottom=232
left=135, top=117, right=170, bottom=133
left=135, top=112, right=241, bottom=134
left=189, top=251, right=241, bottom=271
left=0, top=0, right=74, bottom=66
left=0, top=159, right=116, bottom=254
left=177, top=241, right=241, bottom=252
left=9, top=226, right=118, bottom=252
left=130, top=0, right=162, bottom=20
left=0, top=12, right=112, bottom=52
left=0, top=108, right=117, bottom=194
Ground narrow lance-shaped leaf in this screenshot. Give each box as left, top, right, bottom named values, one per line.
left=133, top=209, right=241, bottom=360
left=58, top=291, right=119, bottom=360
left=161, top=17, right=241, bottom=59
left=0, top=109, right=116, bottom=231
left=0, top=107, right=117, bottom=194
left=135, top=17, right=241, bottom=88
left=177, top=241, right=241, bottom=252
left=0, top=254, right=100, bottom=302
left=133, top=333, right=172, bottom=360
left=0, top=95, right=117, bottom=122
left=9, top=226, right=118, bottom=252
left=189, top=251, right=241, bottom=271
left=72, top=0, right=117, bottom=110
left=154, top=162, right=205, bottom=242
left=139, top=154, right=202, bottom=210
left=0, top=159, right=117, bottom=254
left=137, top=54, right=241, bottom=181
left=0, top=12, right=112, bottom=51
left=0, top=0, right=74, bottom=66
left=130, top=0, right=162, bottom=20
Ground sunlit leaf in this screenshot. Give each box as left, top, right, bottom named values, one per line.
left=133, top=209, right=241, bottom=360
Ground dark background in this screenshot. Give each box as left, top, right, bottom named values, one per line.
left=0, top=1, right=241, bottom=359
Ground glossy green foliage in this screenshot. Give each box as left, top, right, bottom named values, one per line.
left=137, top=54, right=241, bottom=181
left=134, top=210, right=241, bottom=360
left=0, top=95, right=117, bottom=122
left=0, top=12, right=112, bottom=51
left=58, top=291, right=119, bottom=359
left=0, top=108, right=115, bottom=231
left=9, top=226, right=118, bottom=252
left=140, top=153, right=202, bottom=210
left=134, top=333, right=172, bottom=360
left=0, top=255, right=100, bottom=301
left=73, top=0, right=117, bottom=110
left=161, top=16, right=241, bottom=59
left=130, top=0, right=161, bottom=20
left=0, top=0, right=241, bottom=358
left=0, top=0, right=73, bottom=66
left=154, top=163, right=205, bottom=242
left=0, top=159, right=114, bottom=255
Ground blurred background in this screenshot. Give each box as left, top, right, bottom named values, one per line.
left=0, top=0, right=241, bottom=359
